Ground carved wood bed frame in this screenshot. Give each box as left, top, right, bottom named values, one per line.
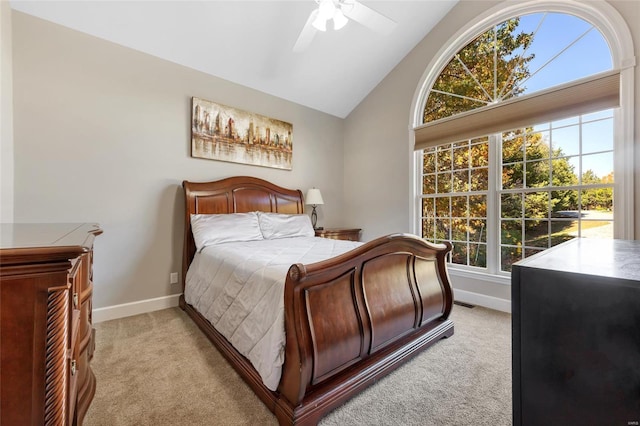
left=180, top=176, right=454, bottom=425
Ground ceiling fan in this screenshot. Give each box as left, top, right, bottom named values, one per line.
left=293, top=0, right=397, bottom=52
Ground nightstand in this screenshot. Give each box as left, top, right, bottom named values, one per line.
left=314, top=228, right=361, bottom=242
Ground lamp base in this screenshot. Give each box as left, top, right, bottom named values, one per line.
left=311, top=206, right=318, bottom=229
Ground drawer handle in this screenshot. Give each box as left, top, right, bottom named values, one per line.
left=73, top=292, right=78, bottom=308
left=70, top=359, right=77, bottom=376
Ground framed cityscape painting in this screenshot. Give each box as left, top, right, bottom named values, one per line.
left=191, top=97, right=293, bottom=170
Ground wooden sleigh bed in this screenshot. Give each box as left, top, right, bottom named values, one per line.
left=180, top=176, right=454, bottom=425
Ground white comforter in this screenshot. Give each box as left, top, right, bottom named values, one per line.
left=184, top=236, right=362, bottom=391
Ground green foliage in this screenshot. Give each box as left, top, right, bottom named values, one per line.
left=424, top=19, right=534, bottom=123
left=421, top=16, right=613, bottom=270
left=581, top=170, right=613, bottom=210
left=501, top=132, right=579, bottom=219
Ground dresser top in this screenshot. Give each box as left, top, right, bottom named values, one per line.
left=514, top=238, right=640, bottom=282
left=0, top=223, right=101, bottom=249
left=0, top=224, right=102, bottom=267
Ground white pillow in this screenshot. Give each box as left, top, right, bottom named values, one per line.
left=257, top=212, right=315, bottom=239
left=190, top=212, right=263, bottom=251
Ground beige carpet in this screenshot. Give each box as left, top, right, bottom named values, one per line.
left=84, top=305, right=511, bottom=426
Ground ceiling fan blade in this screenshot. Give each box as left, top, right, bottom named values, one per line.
left=341, top=0, right=396, bottom=35
left=293, top=9, right=319, bottom=53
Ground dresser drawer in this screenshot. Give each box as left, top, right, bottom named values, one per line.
left=0, top=223, right=101, bottom=426
left=315, top=228, right=361, bottom=241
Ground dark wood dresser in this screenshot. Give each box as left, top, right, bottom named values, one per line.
left=512, top=238, right=640, bottom=426
left=0, top=223, right=102, bottom=426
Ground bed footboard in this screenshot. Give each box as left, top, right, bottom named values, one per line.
left=275, top=234, right=454, bottom=425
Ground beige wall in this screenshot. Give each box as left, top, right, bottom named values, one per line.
left=344, top=1, right=502, bottom=239
left=9, top=1, right=639, bottom=311
left=343, top=0, right=639, bottom=307
left=12, top=12, right=345, bottom=309
left=1, top=2, right=13, bottom=223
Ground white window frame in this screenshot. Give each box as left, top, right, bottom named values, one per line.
left=409, top=0, right=635, bottom=283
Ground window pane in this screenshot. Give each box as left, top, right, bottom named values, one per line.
left=583, top=110, right=613, bottom=122
left=524, top=192, right=549, bottom=218
left=469, top=243, right=487, bottom=268
left=470, top=142, right=489, bottom=167
left=422, top=198, right=435, bottom=217
left=451, top=196, right=468, bottom=217
left=469, top=219, right=487, bottom=243
left=501, top=219, right=522, bottom=245
left=582, top=152, right=613, bottom=182
left=552, top=116, right=579, bottom=128
left=524, top=247, right=545, bottom=259
left=423, top=13, right=612, bottom=123
left=437, top=146, right=452, bottom=172
left=525, top=133, right=549, bottom=161
left=502, top=135, right=524, bottom=163
left=524, top=220, right=549, bottom=248
left=581, top=220, right=613, bottom=239
left=580, top=188, right=613, bottom=212
left=550, top=220, right=576, bottom=246
left=451, top=242, right=468, bottom=265
left=423, top=149, right=436, bottom=173
left=551, top=126, right=580, bottom=157
left=501, top=246, right=522, bottom=273
left=469, top=195, right=487, bottom=217
left=583, top=118, right=613, bottom=154
left=470, top=168, right=488, bottom=191
left=518, top=14, right=612, bottom=93
left=451, top=219, right=468, bottom=241
left=501, top=193, right=522, bottom=218
left=453, top=170, right=469, bottom=192
left=502, top=163, right=523, bottom=189
left=437, top=173, right=451, bottom=193
left=436, top=196, right=450, bottom=217
left=526, top=160, right=549, bottom=188
left=423, top=174, right=436, bottom=194
left=422, top=218, right=435, bottom=240
left=578, top=195, right=614, bottom=239
left=551, top=190, right=578, bottom=215
left=551, top=157, right=578, bottom=186
left=453, top=146, right=469, bottom=169
left=435, top=218, right=450, bottom=239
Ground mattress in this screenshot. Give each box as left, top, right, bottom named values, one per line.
left=184, top=236, right=362, bottom=391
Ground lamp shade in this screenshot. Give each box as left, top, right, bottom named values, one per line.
left=333, top=9, right=348, bottom=30
left=305, top=188, right=324, bottom=206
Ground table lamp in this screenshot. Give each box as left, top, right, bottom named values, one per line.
left=305, top=188, right=324, bottom=229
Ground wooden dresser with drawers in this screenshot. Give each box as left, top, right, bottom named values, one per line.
left=0, top=223, right=102, bottom=425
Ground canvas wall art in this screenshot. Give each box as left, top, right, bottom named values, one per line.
left=191, top=97, right=293, bottom=170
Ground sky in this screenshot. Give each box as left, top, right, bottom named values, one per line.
left=516, top=12, right=614, bottom=179
left=515, top=12, right=612, bottom=93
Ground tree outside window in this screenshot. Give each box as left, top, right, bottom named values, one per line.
left=420, top=13, right=614, bottom=273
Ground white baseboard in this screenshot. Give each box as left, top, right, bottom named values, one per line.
left=454, top=289, right=511, bottom=313
left=92, top=289, right=509, bottom=323
left=93, top=294, right=181, bottom=323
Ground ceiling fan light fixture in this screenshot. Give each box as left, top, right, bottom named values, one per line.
left=312, top=12, right=327, bottom=32
left=294, top=0, right=397, bottom=52
left=333, top=9, right=348, bottom=30
left=317, top=0, right=336, bottom=19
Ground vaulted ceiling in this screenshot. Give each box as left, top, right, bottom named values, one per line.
left=11, top=1, right=458, bottom=118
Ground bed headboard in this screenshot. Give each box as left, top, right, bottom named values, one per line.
left=182, top=176, right=304, bottom=290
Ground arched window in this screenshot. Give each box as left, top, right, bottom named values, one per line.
left=411, top=1, right=634, bottom=277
